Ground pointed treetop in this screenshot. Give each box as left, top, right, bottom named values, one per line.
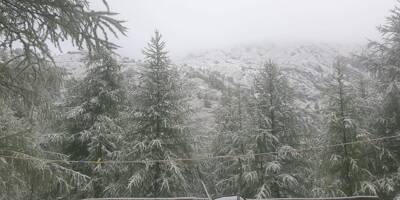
left=143, top=30, right=169, bottom=63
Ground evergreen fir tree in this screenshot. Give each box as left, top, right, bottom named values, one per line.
left=64, top=49, right=125, bottom=198
left=0, top=1, right=126, bottom=199
left=371, top=83, right=400, bottom=199
left=251, top=61, right=305, bottom=198
left=121, top=31, right=193, bottom=197
left=317, top=58, right=378, bottom=196
left=212, top=85, right=256, bottom=197
left=366, top=3, right=400, bottom=198
left=0, top=55, right=90, bottom=200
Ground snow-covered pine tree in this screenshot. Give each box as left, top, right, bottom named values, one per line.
left=212, top=84, right=256, bottom=197
left=122, top=31, right=193, bottom=197
left=355, top=74, right=399, bottom=200
left=251, top=61, right=304, bottom=198
left=371, top=83, right=400, bottom=199
left=64, top=49, right=125, bottom=198
left=316, top=58, right=378, bottom=196
left=0, top=1, right=126, bottom=199
left=365, top=3, right=400, bottom=198
left=0, top=55, right=90, bottom=200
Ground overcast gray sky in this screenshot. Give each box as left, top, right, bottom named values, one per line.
left=88, top=0, right=397, bottom=58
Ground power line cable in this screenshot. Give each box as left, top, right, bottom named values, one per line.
left=0, top=134, right=399, bottom=165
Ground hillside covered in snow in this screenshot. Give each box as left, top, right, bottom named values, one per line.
left=54, top=42, right=365, bottom=153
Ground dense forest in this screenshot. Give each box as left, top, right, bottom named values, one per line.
left=1, top=0, right=400, bottom=200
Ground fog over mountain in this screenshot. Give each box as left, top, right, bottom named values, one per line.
left=85, top=0, right=396, bottom=58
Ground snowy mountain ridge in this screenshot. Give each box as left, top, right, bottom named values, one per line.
left=178, top=42, right=363, bottom=107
